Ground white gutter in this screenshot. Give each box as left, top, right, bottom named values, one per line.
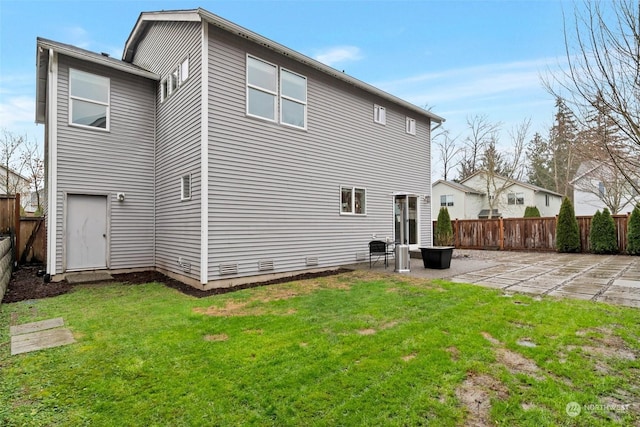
left=46, top=48, right=58, bottom=276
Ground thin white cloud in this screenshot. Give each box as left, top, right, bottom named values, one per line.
left=313, top=46, right=363, bottom=67
left=63, top=26, right=91, bottom=49
left=0, top=96, right=34, bottom=128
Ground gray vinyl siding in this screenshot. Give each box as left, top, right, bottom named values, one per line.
left=54, top=55, right=155, bottom=272
left=131, top=21, right=202, bottom=280
left=207, top=25, right=432, bottom=281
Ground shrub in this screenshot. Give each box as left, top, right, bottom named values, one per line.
left=628, top=205, right=640, bottom=255
left=556, top=197, right=581, bottom=253
left=590, top=208, right=618, bottom=254
left=524, top=206, right=541, bottom=217
left=434, top=207, right=454, bottom=246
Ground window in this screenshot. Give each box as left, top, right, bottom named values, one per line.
left=181, top=174, right=192, bottom=201
left=340, top=186, right=366, bottom=215
left=280, top=69, right=307, bottom=128
left=161, top=57, right=190, bottom=103
left=180, top=57, right=189, bottom=83
left=246, top=56, right=308, bottom=129
left=374, top=105, right=386, bottom=125
left=598, top=181, right=605, bottom=196
left=170, top=67, right=179, bottom=93
left=69, top=68, right=109, bottom=130
left=406, top=117, right=416, bottom=135
left=508, top=192, right=525, bottom=205
left=247, top=56, right=277, bottom=121
left=440, top=194, right=454, bottom=207
left=545, top=194, right=550, bottom=207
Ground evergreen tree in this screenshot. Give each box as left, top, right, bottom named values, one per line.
left=547, top=97, right=581, bottom=197
left=556, top=197, right=581, bottom=253
left=524, top=206, right=541, bottom=217
left=435, top=207, right=454, bottom=246
left=628, top=205, right=640, bottom=255
left=590, top=208, right=618, bottom=254
left=526, top=132, right=553, bottom=189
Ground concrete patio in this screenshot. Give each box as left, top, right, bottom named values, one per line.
left=353, top=249, right=640, bottom=308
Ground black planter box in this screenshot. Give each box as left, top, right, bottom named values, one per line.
left=419, top=246, right=454, bottom=269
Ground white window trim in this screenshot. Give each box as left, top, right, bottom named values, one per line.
left=340, top=186, right=367, bottom=215
left=440, top=194, right=454, bottom=207
left=181, top=174, right=192, bottom=201
left=374, top=104, right=386, bottom=125
left=406, top=117, right=416, bottom=135
left=68, top=68, right=110, bottom=131
left=280, top=67, right=307, bottom=130
left=161, top=57, right=190, bottom=103
left=246, top=54, right=278, bottom=123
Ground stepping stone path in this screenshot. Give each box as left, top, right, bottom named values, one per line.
left=10, top=317, right=75, bottom=355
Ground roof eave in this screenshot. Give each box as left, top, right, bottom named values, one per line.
left=38, top=38, right=159, bottom=81
left=123, top=8, right=444, bottom=123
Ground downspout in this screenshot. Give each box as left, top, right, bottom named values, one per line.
left=46, top=48, right=58, bottom=276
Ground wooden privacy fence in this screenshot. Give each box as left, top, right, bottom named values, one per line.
left=0, top=194, right=46, bottom=264
left=435, top=215, right=630, bottom=253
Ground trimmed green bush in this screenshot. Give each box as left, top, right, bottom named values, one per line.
left=435, top=207, right=454, bottom=246
left=628, top=205, right=640, bottom=255
left=556, top=197, right=581, bottom=253
left=590, top=208, right=618, bottom=254
left=524, top=206, right=541, bottom=217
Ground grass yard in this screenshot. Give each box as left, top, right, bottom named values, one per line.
left=1, top=270, right=639, bottom=426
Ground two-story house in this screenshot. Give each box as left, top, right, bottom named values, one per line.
left=432, top=171, right=562, bottom=219
left=36, top=8, right=444, bottom=289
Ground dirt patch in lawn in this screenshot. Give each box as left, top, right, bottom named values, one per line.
left=357, top=328, right=377, bottom=336
left=572, top=327, right=638, bottom=361
left=3, top=266, right=352, bottom=303
left=455, top=372, right=509, bottom=427
left=204, top=334, right=228, bottom=342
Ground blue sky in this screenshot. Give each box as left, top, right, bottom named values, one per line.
left=1, top=0, right=574, bottom=171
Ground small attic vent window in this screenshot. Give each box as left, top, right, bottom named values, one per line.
left=181, top=174, right=191, bottom=201
left=258, top=260, right=274, bottom=271
left=306, top=256, right=319, bottom=266
left=219, top=263, right=238, bottom=275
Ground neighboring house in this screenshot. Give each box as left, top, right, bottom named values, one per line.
left=35, top=8, right=444, bottom=289
left=0, top=165, right=30, bottom=197
left=432, top=171, right=563, bottom=219
left=431, top=180, right=484, bottom=220
left=571, top=160, right=639, bottom=216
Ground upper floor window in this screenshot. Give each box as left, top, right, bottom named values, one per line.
left=340, top=186, right=366, bottom=215
left=508, top=192, right=525, bottom=205
left=161, top=57, right=190, bottom=103
left=280, top=69, right=307, bottom=129
left=247, top=56, right=278, bottom=121
left=374, top=104, right=386, bottom=125
left=440, top=194, right=454, bottom=207
left=406, top=117, right=416, bottom=135
left=246, top=55, right=307, bottom=129
left=69, top=68, right=109, bottom=130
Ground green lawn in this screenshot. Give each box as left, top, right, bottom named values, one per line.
left=1, top=270, right=639, bottom=426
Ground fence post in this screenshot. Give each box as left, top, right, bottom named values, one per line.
left=455, top=219, right=459, bottom=247
left=14, top=193, right=20, bottom=266
left=499, top=217, right=504, bottom=250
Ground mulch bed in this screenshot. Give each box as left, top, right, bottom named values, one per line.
left=2, top=265, right=352, bottom=303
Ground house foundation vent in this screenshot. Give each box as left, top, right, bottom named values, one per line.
left=306, top=256, right=319, bottom=266
left=356, top=251, right=367, bottom=261
left=219, top=263, right=238, bottom=275
left=258, top=259, right=274, bottom=271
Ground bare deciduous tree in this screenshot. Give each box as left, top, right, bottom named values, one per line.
left=20, top=140, right=45, bottom=213
left=547, top=0, right=640, bottom=195
left=0, top=128, right=28, bottom=196
left=432, top=128, right=461, bottom=181
left=458, top=114, right=501, bottom=180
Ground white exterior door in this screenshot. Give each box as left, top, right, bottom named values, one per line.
left=66, top=194, right=107, bottom=270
